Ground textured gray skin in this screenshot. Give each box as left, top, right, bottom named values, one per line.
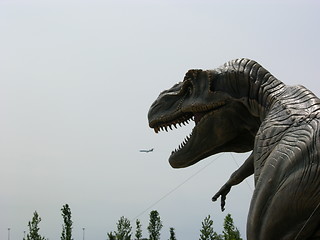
left=148, top=59, right=320, bottom=239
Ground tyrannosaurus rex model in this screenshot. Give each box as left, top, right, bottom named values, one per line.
left=148, top=58, right=320, bottom=239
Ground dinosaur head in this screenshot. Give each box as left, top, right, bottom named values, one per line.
left=148, top=69, right=258, bottom=168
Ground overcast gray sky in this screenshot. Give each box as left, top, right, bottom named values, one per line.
left=1, top=0, right=320, bottom=239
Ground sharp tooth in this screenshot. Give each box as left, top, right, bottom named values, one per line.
left=169, top=125, right=173, bottom=130
left=160, top=126, right=164, bottom=131
left=174, top=124, right=177, bottom=129
left=165, top=126, right=168, bottom=132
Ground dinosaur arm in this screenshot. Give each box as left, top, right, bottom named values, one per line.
left=212, top=152, right=254, bottom=211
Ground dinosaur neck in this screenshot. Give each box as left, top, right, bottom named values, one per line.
left=217, top=58, right=286, bottom=120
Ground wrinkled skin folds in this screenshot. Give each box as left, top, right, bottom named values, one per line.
left=148, top=58, right=320, bottom=239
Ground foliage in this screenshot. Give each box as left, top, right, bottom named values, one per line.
left=21, top=208, right=243, bottom=240
left=107, top=216, right=132, bottom=240
left=222, top=214, right=242, bottom=240
left=61, top=204, right=73, bottom=240
left=135, top=219, right=143, bottom=240
left=147, top=210, right=163, bottom=240
left=199, top=215, right=222, bottom=240
left=169, top=227, right=177, bottom=240
left=24, top=211, right=47, bottom=240
left=107, top=232, right=117, bottom=240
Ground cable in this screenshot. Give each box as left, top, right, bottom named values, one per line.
left=130, top=153, right=225, bottom=222
left=229, top=153, right=254, bottom=193
left=294, top=200, right=320, bottom=239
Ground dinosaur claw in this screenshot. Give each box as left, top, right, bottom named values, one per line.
left=212, top=195, right=218, bottom=202
left=212, top=184, right=231, bottom=211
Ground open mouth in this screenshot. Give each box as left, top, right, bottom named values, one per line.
left=149, top=102, right=226, bottom=156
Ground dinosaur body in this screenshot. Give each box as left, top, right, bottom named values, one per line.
left=148, top=59, right=320, bottom=239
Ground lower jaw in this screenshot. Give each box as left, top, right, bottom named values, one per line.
left=169, top=154, right=199, bottom=168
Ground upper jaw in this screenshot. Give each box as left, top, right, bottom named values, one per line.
left=149, top=111, right=194, bottom=134
left=148, top=100, right=227, bottom=132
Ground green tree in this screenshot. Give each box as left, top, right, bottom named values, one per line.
left=61, top=204, right=73, bottom=240
left=24, top=211, right=46, bottom=240
left=107, top=232, right=116, bottom=240
left=222, top=214, right=242, bottom=240
left=199, top=215, right=222, bottom=240
left=168, top=227, right=177, bottom=240
left=107, top=216, right=132, bottom=240
left=147, top=210, right=163, bottom=240
left=135, top=219, right=143, bottom=240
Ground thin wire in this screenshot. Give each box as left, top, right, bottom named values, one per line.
left=294, top=200, right=320, bottom=239
left=133, top=150, right=320, bottom=238
left=229, top=152, right=254, bottom=193
left=130, top=153, right=225, bottom=222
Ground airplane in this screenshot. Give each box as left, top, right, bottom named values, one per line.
left=139, top=148, right=154, bottom=153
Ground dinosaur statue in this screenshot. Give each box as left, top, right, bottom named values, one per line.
left=147, top=58, right=320, bottom=240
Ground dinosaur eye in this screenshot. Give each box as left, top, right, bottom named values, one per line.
left=181, top=80, right=193, bottom=96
